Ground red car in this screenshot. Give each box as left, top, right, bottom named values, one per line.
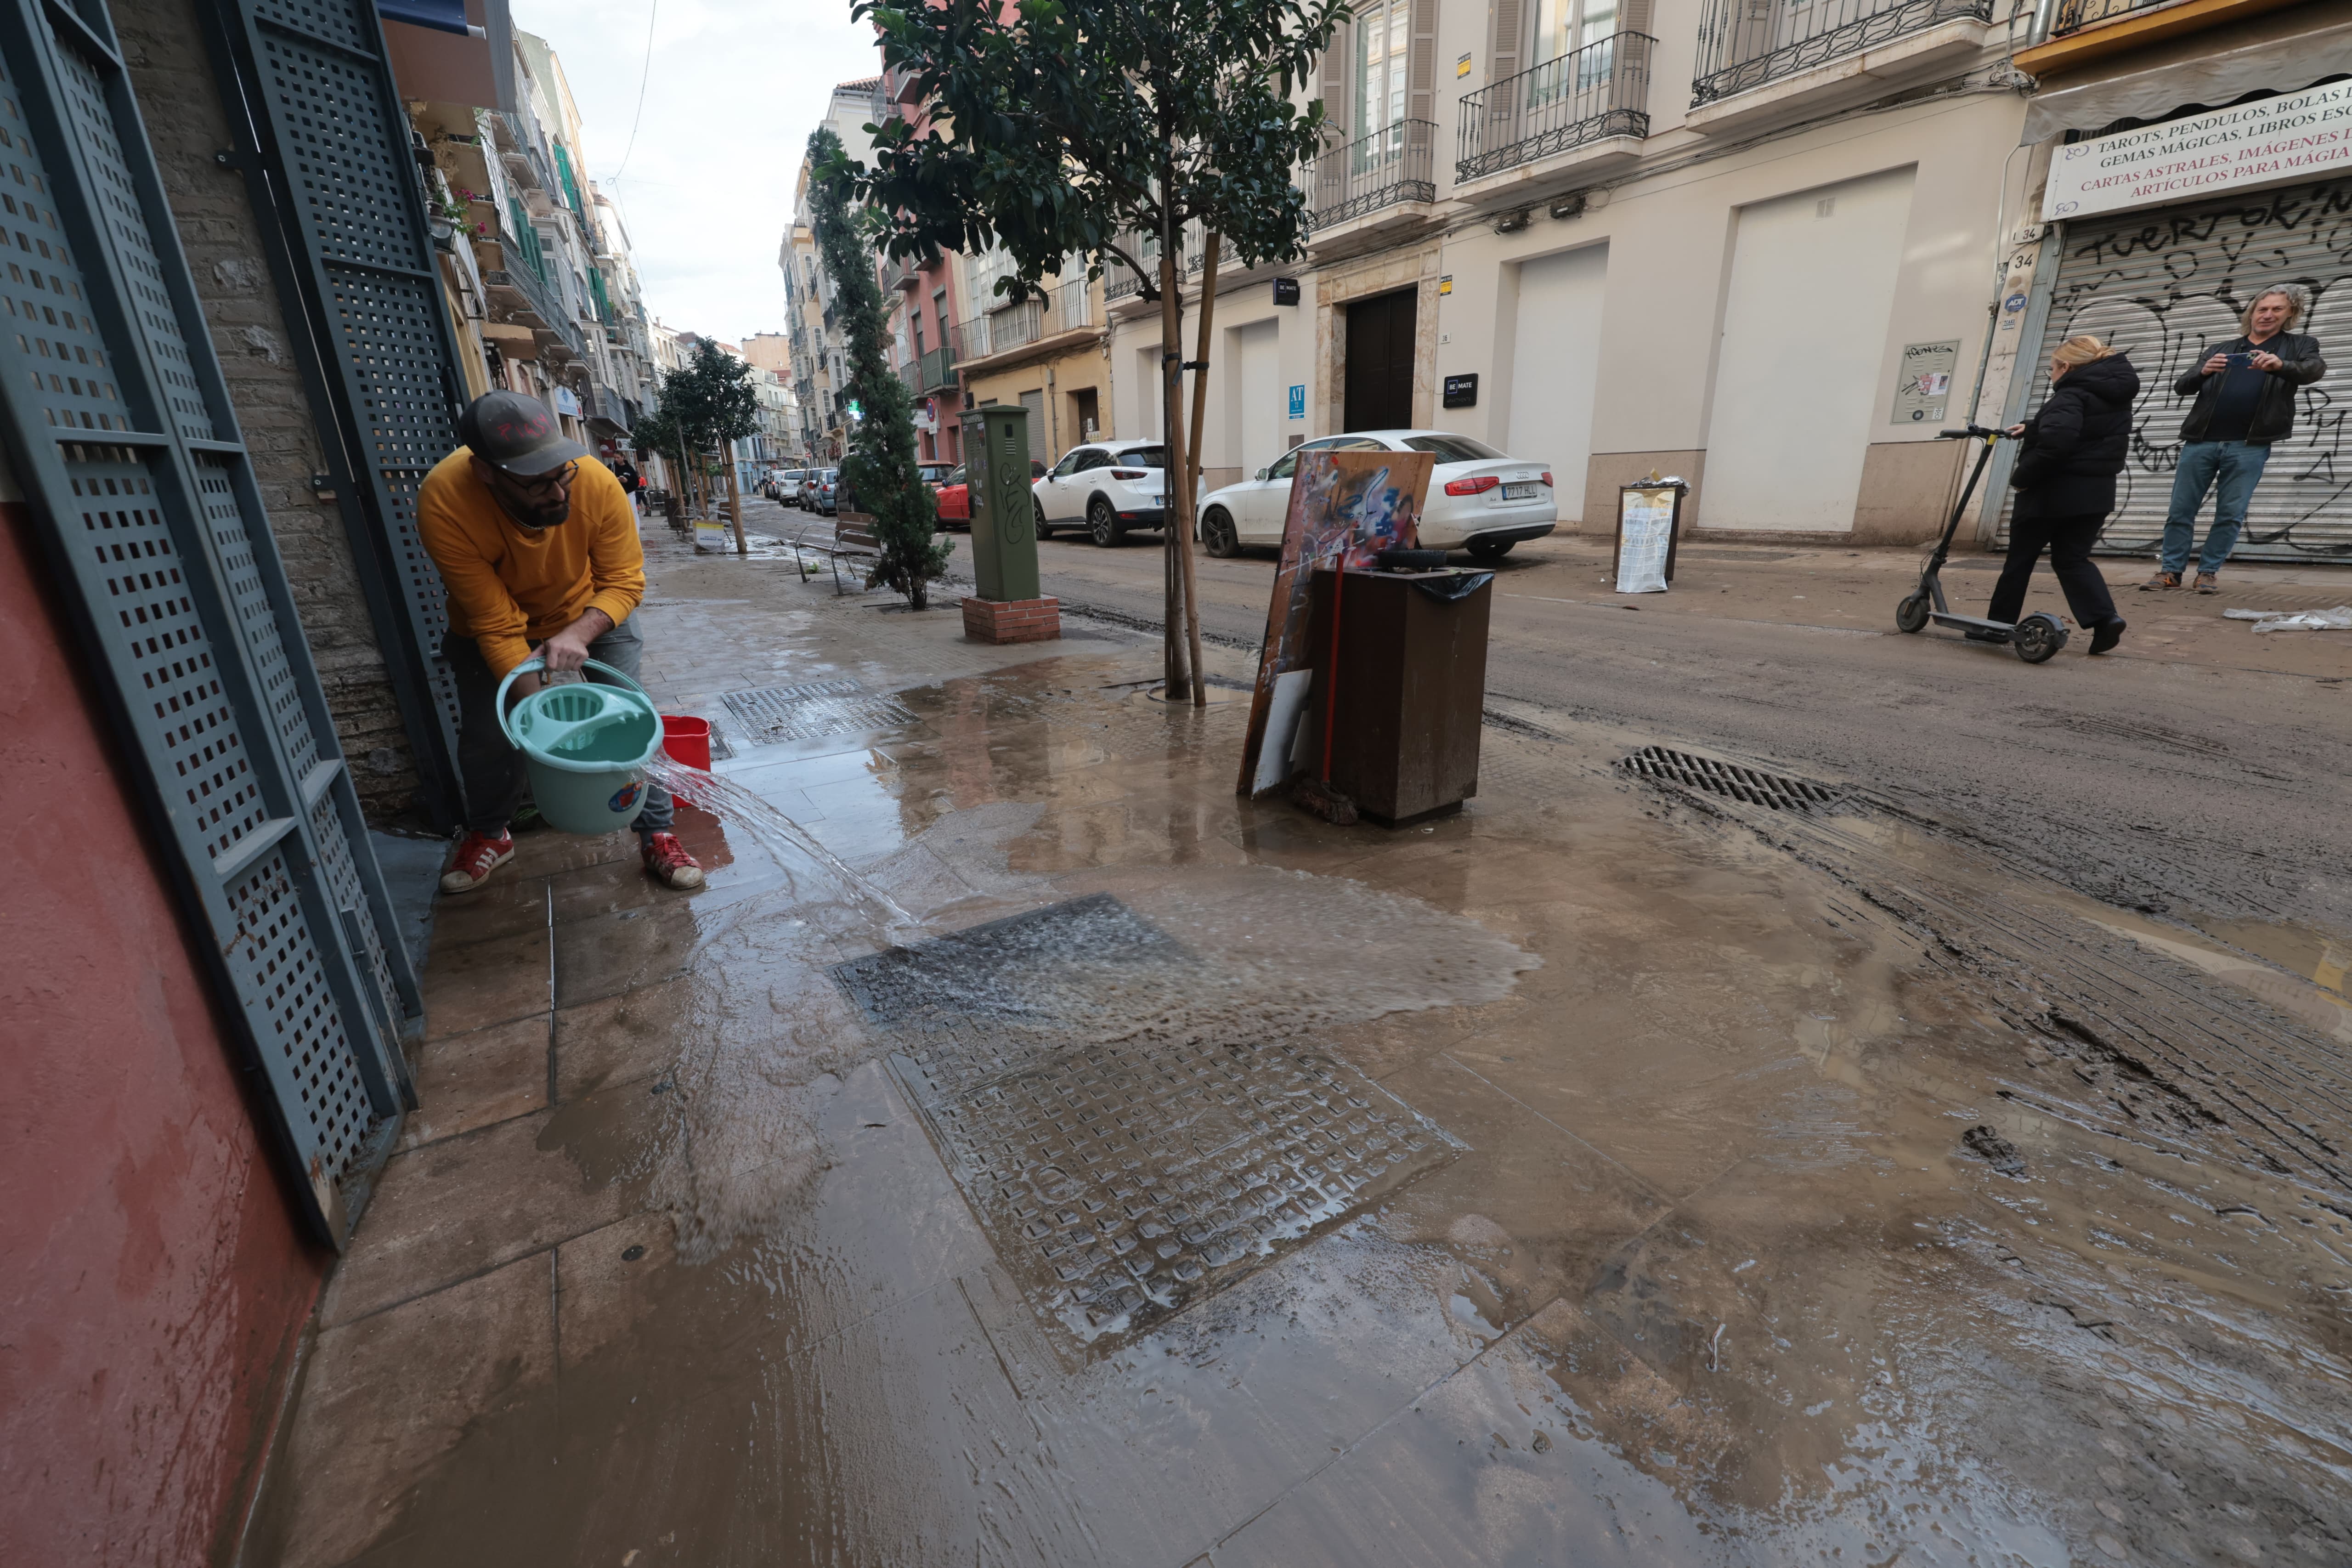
left=932, top=459, right=1044, bottom=531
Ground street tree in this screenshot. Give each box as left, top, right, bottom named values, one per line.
left=810, top=126, right=951, bottom=610
left=629, top=399, right=689, bottom=520
left=657, top=340, right=763, bottom=554
left=841, top=0, right=1344, bottom=701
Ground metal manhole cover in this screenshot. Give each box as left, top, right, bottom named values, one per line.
left=720, top=678, right=919, bottom=746
left=1620, top=745, right=1845, bottom=811
left=833, top=894, right=1462, bottom=1354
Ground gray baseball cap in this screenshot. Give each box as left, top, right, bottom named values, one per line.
left=457, top=390, right=590, bottom=475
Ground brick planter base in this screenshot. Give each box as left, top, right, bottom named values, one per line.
left=962, top=595, right=1060, bottom=645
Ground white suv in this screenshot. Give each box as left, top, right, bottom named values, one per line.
left=776, top=468, right=807, bottom=505
left=1032, top=441, right=1169, bottom=546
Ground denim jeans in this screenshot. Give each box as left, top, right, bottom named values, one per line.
left=2162, top=440, right=2271, bottom=575
left=444, top=616, right=674, bottom=838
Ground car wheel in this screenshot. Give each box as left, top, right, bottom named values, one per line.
left=1465, top=538, right=1515, bottom=562
left=1088, top=497, right=1124, bottom=547
left=1201, top=507, right=1240, bottom=559
left=1033, top=499, right=1052, bottom=540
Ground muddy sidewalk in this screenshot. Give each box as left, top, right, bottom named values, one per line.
left=243, top=518, right=2352, bottom=1568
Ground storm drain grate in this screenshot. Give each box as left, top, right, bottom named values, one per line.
left=720, top=678, right=919, bottom=747
left=833, top=895, right=1460, bottom=1355
left=1620, top=746, right=1845, bottom=811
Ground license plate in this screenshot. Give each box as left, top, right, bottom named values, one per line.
left=1502, top=482, right=1539, bottom=500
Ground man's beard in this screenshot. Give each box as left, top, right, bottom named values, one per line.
left=498, top=489, right=571, bottom=530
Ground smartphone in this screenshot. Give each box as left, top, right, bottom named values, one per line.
left=2225, top=352, right=2254, bottom=368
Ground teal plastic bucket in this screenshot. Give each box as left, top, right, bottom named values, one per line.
left=495, top=657, right=664, bottom=835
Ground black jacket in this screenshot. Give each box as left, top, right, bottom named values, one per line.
left=2011, top=351, right=2140, bottom=521
left=2173, top=330, right=2324, bottom=445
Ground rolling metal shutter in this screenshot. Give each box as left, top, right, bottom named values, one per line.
left=0, top=0, right=417, bottom=1245
left=2002, top=176, right=2352, bottom=561
left=201, top=0, right=470, bottom=821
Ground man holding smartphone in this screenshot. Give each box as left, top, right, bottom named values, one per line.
left=2146, top=285, right=2325, bottom=593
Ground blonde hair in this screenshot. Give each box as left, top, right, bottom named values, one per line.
left=2243, top=284, right=2308, bottom=333
left=2051, top=334, right=2115, bottom=371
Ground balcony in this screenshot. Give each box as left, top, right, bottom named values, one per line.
left=476, top=226, right=588, bottom=362
left=884, top=251, right=922, bottom=292
left=953, top=280, right=1096, bottom=364
left=1689, top=0, right=1991, bottom=129
left=1304, top=120, right=1438, bottom=253
left=2014, top=0, right=2289, bottom=74
left=1456, top=35, right=1653, bottom=191
left=921, top=345, right=957, bottom=391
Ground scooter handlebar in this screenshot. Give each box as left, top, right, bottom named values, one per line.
left=1936, top=425, right=2013, bottom=440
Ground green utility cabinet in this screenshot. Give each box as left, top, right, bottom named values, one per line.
left=961, top=404, right=1041, bottom=602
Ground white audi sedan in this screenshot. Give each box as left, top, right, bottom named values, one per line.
left=1032, top=439, right=1170, bottom=546
left=1195, top=430, right=1556, bottom=561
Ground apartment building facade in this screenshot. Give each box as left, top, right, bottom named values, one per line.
left=783, top=79, right=883, bottom=464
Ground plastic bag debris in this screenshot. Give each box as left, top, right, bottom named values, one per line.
left=2220, top=605, right=2352, bottom=633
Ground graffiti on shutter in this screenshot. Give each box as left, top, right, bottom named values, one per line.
left=2003, top=177, right=2352, bottom=560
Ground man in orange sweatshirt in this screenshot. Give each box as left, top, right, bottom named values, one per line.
left=419, top=391, right=703, bottom=894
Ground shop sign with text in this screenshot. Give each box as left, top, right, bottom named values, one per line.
left=2043, top=80, right=2352, bottom=221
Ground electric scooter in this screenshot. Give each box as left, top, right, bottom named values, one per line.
left=1895, top=425, right=2068, bottom=665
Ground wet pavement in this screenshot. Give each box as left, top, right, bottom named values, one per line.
left=248, top=506, right=2352, bottom=1567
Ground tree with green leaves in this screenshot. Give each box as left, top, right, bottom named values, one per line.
left=810, top=126, right=951, bottom=609
left=656, top=340, right=763, bottom=554
left=840, top=0, right=1344, bottom=700
left=629, top=399, right=689, bottom=522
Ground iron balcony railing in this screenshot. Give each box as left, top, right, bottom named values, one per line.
left=1104, top=222, right=1207, bottom=300
left=1458, top=35, right=1654, bottom=182
left=2035, top=0, right=2174, bottom=40
left=1692, top=0, right=1989, bottom=105
left=953, top=280, right=1095, bottom=360
left=481, top=222, right=587, bottom=361
left=920, top=345, right=957, bottom=390
left=1307, top=119, right=1437, bottom=229
left=899, top=357, right=923, bottom=397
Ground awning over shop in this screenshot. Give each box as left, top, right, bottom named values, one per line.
left=2019, top=23, right=2352, bottom=142
left=380, top=0, right=473, bottom=35
left=382, top=0, right=515, bottom=113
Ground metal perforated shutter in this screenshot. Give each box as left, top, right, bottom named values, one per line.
left=0, top=0, right=417, bottom=1245
left=202, top=0, right=469, bottom=820
left=2001, top=177, right=2352, bottom=561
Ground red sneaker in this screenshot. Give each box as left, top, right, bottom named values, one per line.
left=640, top=831, right=705, bottom=890
left=439, top=829, right=514, bottom=894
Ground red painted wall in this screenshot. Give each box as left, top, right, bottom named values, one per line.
left=0, top=498, right=327, bottom=1565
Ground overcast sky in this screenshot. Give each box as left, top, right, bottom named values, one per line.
left=517, top=0, right=881, bottom=342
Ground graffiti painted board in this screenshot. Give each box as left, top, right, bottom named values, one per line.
left=1236, top=449, right=1434, bottom=796
left=2005, top=174, right=2352, bottom=561
left=1890, top=340, right=1959, bottom=425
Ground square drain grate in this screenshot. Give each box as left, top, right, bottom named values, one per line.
left=720, top=678, right=919, bottom=747
left=834, top=895, right=1460, bottom=1354
left=1620, top=745, right=1845, bottom=811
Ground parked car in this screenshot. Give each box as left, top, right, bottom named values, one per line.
left=917, top=462, right=957, bottom=491
left=813, top=467, right=841, bottom=515
left=1033, top=440, right=1169, bottom=546
left=1194, top=430, right=1555, bottom=561
left=934, top=464, right=969, bottom=528
left=776, top=468, right=807, bottom=506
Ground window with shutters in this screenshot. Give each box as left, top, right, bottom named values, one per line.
left=1357, top=0, right=1410, bottom=143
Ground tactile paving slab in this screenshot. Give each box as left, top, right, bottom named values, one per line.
left=720, top=678, right=919, bottom=746
left=833, top=895, right=1462, bottom=1354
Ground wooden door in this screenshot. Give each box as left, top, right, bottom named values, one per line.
left=1344, top=289, right=1418, bottom=433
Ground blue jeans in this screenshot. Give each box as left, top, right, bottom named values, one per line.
left=2162, top=440, right=2270, bottom=575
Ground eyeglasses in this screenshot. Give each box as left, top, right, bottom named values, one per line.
left=495, top=460, right=577, bottom=494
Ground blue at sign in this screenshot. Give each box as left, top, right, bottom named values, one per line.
left=1287, top=384, right=1305, bottom=420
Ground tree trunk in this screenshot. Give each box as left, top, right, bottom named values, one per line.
left=1180, top=232, right=1221, bottom=709
left=1156, top=209, right=1194, bottom=703
left=724, top=448, right=746, bottom=556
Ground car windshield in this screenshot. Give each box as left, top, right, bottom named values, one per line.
left=785, top=470, right=805, bottom=480
left=1401, top=434, right=1506, bottom=464
left=1115, top=446, right=1168, bottom=470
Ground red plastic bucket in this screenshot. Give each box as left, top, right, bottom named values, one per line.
left=660, top=715, right=711, bottom=806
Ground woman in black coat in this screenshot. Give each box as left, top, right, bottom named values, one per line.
left=1990, top=334, right=2137, bottom=655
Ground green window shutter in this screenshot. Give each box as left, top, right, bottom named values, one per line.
left=553, top=142, right=582, bottom=211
